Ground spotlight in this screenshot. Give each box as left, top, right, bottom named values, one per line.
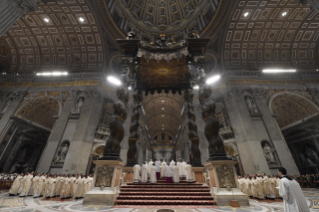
left=36, top=71, right=68, bottom=76
left=79, top=17, right=85, bottom=22
left=128, top=86, right=132, bottom=90
left=206, top=75, right=221, bottom=85
left=107, top=76, right=122, bottom=86
left=243, top=12, right=249, bottom=17
left=193, top=85, right=199, bottom=90
left=162, top=128, right=164, bottom=130
left=162, top=100, right=164, bottom=102
left=44, top=18, right=50, bottom=23
left=162, top=108, right=164, bottom=110
left=282, top=11, right=287, bottom=17
left=162, top=115, right=164, bottom=117
left=262, top=69, right=296, bottom=73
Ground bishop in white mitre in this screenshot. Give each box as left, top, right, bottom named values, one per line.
left=278, top=167, right=310, bottom=212
left=150, top=165, right=157, bottom=183
left=170, top=160, right=175, bottom=167
left=172, top=164, right=179, bottom=183
left=161, top=160, right=167, bottom=178
left=181, top=160, right=187, bottom=177
left=185, top=163, right=193, bottom=182
left=141, top=162, right=148, bottom=183
left=133, top=164, right=141, bottom=183
left=148, top=159, right=154, bottom=176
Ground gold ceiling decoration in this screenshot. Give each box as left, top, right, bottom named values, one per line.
left=138, top=58, right=188, bottom=89
left=0, top=0, right=105, bottom=73
left=222, top=0, right=319, bottom=71
left=270, top=92, right=319, bottom=129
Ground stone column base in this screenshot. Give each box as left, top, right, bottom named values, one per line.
left=204, top=160, right=249, bottom=206
left=83, top=160, right=125, bottom=206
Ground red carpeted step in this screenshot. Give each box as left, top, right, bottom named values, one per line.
left=117, top=196, right=214, bottom=200
left=121, top=185, right=206, bottom=188
left=127, top=183, right=202, bottom=185
left=119, top=192, right=212, bottom=196
left=115, top=200, right=216, bottom=205
left=120, top=188, right=210, bottom=192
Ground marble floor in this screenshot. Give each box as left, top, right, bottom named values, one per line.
left=0, top=188, right=318, bottom=212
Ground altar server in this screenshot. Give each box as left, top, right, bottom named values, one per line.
left=155, top=159, right=161, bottom=179
left=278, top=167, right=310, bottom=212
left=133, top=164, right=141, bottom=182
left=166, top=164, right=173, bottom=183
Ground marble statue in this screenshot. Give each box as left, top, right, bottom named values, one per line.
left=1, top=99, right=12, bottom=114
left=72, top=97, right=84, bottom=114
left=96, top=166, right=113, bottom=187
left=245, top=96, right=259, bottom=114
left=305, top=146, right=319, bottom=163
left=216, top=166, right=235, bottom=191
left=263, top=143, right=276, bottom=163
left=188, top=27, right=200, bottom=38
left=126, top=28, right=137, bottom=39
left=53, top=143, right=69, bottom=163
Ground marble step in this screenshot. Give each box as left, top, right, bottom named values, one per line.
left=117, top=195, right=214, bottom=200
left=119, top=191, right=212, bottom=196
left=115, top=199, right=217, bottom=205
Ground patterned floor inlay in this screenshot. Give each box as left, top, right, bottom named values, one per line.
left=0, top=189, right=317, bottom=212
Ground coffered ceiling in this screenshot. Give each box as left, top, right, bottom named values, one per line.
left=0, top=0, right=105, bottom=74
left=222, top=0, right=319, bottom=71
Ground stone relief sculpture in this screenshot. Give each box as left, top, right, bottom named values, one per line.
left=96, top=165, right=114, bottom=187
left=52, top=141, right=70, bottom=164
left=305, top=146, right=319, bottom=163
left=216, top=166, right=236, bottom=191
left=71, top=97, right=84, bottom=114
left=1, top=98, right=12, bottom=114
left=245, top=96, right=259, bottom=114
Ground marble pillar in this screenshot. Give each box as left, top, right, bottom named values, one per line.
left=36, top=94, right=75, bottom=173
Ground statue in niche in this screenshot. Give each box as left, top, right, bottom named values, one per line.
left=262, top=142, right=277, bottom=164
left=1, top=98, right=12, bottom=114
left=188, top=28, right=200, bottom=38
left=72, top=97, right=84, bottom=114
left=245, top=96, right=259, bottom=114
left=53, top=142, right=69, bottom=164
left=216, top=166, right=235, bottom=191
left=305, top=146, right=319, bottom=163
left=126, top=28, right=137, bottom=40
left=96, top=166, right=113, bottom=187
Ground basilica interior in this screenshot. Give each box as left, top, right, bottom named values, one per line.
left=0, top=0, right=319, bottom=211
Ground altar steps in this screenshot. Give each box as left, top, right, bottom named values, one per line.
left=115, top=179, right=216, bottom=206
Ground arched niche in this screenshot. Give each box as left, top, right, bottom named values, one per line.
left=52, top=140, right=70, bottom=166
left=269, top=92, right=319, bottom=129
left=15, top=96, right=61, bottom=130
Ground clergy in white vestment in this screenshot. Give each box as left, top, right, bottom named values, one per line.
left=133, top=164, right=141, bottom=183
left=185, top=163, right=193, bottom=182
left=155, top=160, right=161, bottom=179
left=177, top=161, right=182, bottom=177
left=148, top=159, right=154, bottom=176
left=20, top=172, right=34, bottom=197
left=88, top=175, right=93, bottom=191
left=161, top=160, right=167, bottom=178
left=141, top=162, right=148, bottom=183
left=44, top=175, right=51, bottom=197
left=278, top=167, right=310, bottom=212
left=55, top=174, right=63, bottom=196
left=172, top=165, right=179, bottom=183
left=35, top=174, right=46, bottom=197
left=32, top=174, right=40, bottom=196
left=9, top=173, right=24, bottom=196
left=150, top=165, right=157, bottom=183
left=49, top=175, right=58, bottom=198
left=170, top=160, right=175, bottom=167
left=60, top=175, right=72, bottom=199
left=74, top=176, right=84, bottom=198
left=181, top=160, right=187, bottom=177
left=166, top=164, right=173, bottom=183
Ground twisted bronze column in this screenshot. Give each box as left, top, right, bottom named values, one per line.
left=184, top=89, right=202, bottom=166
left=126, top=92, right=143, bottom=166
